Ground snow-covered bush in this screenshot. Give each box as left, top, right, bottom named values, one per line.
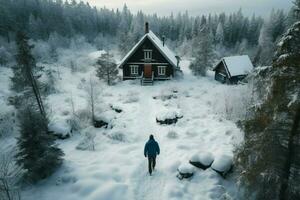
left=110, top=104, right=122, bottom=113
left=48, top=120, right=72, bottom=139
left=76, top=131, right=96, bottom=151
left=153, top=90, right=177, bottom=101
left=106, top=131, right=127, bottom=142
left=189, top=152, right=214, bottom=169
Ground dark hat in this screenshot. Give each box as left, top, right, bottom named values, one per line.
left=149, top=135, right=154, bottom=140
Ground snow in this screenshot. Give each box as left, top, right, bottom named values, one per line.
left=0, top=52, right=246, bottom=200
left=211, top=154, right=233, bottom=173
left=118, top=30, right=178, bottom=69
left=222, top=55, right=254, bottom=77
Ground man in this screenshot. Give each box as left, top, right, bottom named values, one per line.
left=144, top=135, right=160, bottom=175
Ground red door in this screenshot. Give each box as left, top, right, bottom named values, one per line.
left=144, top=64, right=152, bottom=78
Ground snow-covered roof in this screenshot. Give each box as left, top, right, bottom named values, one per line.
left=118, top=31, right=179, bottom=68
left=214, top=55, right=254, bottom=77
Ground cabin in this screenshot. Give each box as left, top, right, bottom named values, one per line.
left=213, top=55, right=254, bottom=84
left=118, top=22, right=182, bottom=85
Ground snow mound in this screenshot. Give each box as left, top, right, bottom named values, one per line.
left=211, top=154, right=233, bottom=177
left=167, top=130, right=178, bottom=139
left=189, top=152, right=214, bottom=169
left=106, top=130, right=127, bottom=142
left=123, top=91, right=139, bottom=103
left=48, top=120, right=71, bottom=139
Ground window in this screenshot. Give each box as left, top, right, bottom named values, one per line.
left=144, top=49, right=152, bottom=60
left=157, top=66, right=166, bottom=76
left=130, top=65, right=139, bottom=75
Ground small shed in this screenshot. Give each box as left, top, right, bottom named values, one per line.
left=213, top=55, right=254, bottom=84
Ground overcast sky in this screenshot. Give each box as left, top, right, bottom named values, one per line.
left=85, top=0, right=293, bottom=17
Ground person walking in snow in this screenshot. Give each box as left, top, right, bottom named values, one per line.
left=144, top=135, right=160, bottom=176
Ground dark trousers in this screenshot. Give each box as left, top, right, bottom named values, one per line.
left=148, top=156, right=156, bottom=174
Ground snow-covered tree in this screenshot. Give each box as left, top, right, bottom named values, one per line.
left=236, top=20, right=300, bottom=200
left=190, top=26, right=214, bottom=76
left=95, top=53, right=118, bottom=85
left=255, top=24, right=275, bottom=66
left=215, top=22, right=224, bottom=45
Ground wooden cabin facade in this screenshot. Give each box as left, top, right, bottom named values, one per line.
left=118, top=22, right=181, bottom=85
left=213, top=55, right=254, bottom=84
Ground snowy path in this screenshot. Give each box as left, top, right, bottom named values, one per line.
left=132, top=161, right=167, bottom=200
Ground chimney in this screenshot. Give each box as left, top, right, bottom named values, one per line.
left=145, top=22, right=149, bottom=34
left=162, top=35, right=165, bottom=46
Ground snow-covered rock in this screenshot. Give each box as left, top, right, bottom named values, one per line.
left=156, top=110, right=183, bottom=125
left=211, top=154, right=233, bottom=177
left=189, top=152, right=214, bottom=170
left=48, top=120, right=72, bottom=139
left=177, top=163, right=195, bottom=179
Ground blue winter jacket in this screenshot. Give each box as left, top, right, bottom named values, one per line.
left=144, top=139, right=160, bottom=157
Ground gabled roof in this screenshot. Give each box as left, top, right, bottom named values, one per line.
left=118, top=30, right=178, bottom=68
left=213, top=55, right=254, bottom=77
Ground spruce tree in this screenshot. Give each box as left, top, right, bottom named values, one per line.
left=16, top=106, right=64, bottom=182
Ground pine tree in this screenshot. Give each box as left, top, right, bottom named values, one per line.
left=15, top=106, right=64, bottom=182
left=95, top=52, right=118, bottom=85
left=190, top=25, right=214, bottom=76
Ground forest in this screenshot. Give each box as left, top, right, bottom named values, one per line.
left=0, top=0, right=296, bottom=66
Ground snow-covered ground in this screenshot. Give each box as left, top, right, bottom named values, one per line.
left=1, top=51, right=246, bottom=200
